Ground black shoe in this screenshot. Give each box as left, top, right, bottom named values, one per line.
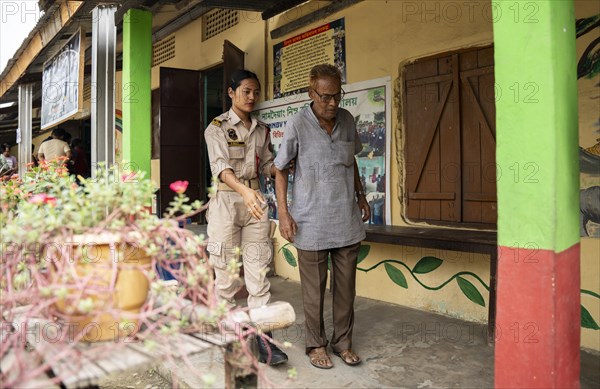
left=257, top=332, right=288, bottom=366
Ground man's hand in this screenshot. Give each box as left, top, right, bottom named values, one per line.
left=358, top=195, right=371, bottom=222
left=278, top=212, right=298, bottom=242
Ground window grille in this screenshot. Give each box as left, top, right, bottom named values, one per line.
left=203, top=9, right=239, bottom=41
left=152, top=36, right=176, bottom=67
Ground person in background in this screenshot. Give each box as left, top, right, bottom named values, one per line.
left=69, top=138, right=88, bottom=178
left=204, top=69, right=288, bottom=366
left=0, top=144, right=15, bottom=177
left=1, top=144, right=17, bottom=173
left=31, top=144, right=39, bottom=167
left=38, top=127, right=71, bottom=163
left=274, top=64, right=370, bottom=369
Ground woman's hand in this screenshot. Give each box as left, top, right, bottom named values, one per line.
left=241, top=186, right=266, bottom=220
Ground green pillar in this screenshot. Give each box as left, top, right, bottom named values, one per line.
left=122, top=9, right=152, bottom=176
left=493, top=1, right=580, bottom=387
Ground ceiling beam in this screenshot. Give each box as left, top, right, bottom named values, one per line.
left=270, top=0, right=362, bottom=40
left=262, top=0, right=307, bottom=20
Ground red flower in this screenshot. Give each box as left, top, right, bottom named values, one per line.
left=169, top=180, right=188, bottom=194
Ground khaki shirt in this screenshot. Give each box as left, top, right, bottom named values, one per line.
left=38, top=139, right=70, bottom=161
left=205, top=109, right=274, bottom=181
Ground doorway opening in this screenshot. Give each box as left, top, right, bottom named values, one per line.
left=203, top=66, right=224, bottom=195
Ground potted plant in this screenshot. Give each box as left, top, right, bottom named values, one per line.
left=0, top=160, right=272, bottom=386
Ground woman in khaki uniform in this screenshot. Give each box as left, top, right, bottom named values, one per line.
left=204, top=70, right=287, bottom=366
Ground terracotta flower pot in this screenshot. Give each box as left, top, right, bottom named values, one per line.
left=51, top=233, right=152, bottom=342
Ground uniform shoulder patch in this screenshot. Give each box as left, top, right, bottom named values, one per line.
left=211, top=118, right=222, bottom=126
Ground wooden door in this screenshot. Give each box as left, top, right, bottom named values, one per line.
left=158, top=67, right=204, bottom=218
left=222, top=40, right=245, bottom=111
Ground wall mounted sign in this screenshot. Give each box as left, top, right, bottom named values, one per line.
left=273, top=18, right=346, bottom=98
left=41, top=29, right=84, bottom=130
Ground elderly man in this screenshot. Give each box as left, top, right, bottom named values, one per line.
left=274, top=64, right=370, bottom=369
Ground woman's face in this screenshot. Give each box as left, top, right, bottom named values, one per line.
left=229, top=78, right=261, bottom=115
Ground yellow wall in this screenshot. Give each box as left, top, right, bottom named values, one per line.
left=575, top=0, right=600, bottom=353
left=268, top=0, right=600, bottom=350
left=270, top=0, right=493, bottom=323
left=149, top=12, right=267, bottom=90
left=149, top=0, right=599, bottom=350
left=270, top=1, right=493, bottom=226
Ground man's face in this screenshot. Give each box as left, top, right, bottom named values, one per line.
left=309, top=77, right=342, bottom=122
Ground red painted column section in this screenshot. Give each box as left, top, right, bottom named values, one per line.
left=495, top=244, right=580, bottom=388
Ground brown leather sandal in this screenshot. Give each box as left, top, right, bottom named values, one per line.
left=308, top=346, right=333, bottom=369
left=333, top=349, right=362, bottom=366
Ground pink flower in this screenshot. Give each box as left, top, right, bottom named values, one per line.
left=169, top=180, right=188, bottom=194
left=28, top=193, right=57, bottom=206
left=121, top=172, right=137, bottom=182
left=29, top=194, right=47, bottom=205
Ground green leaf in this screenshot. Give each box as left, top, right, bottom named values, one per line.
left=581, top=305, right=600, bottom=330
left=384, top=263, right=408, bottom=289
left=413, top=256, right=443, bottom=274
left=456, top=276, right=485, bottom=307
left=576, top=14, right=600, bottom=38
left=357, top=244, right=370, bottom=264
left=282, top=246, right=297, bottom=267
left=578, top=38, right=600, bottom=79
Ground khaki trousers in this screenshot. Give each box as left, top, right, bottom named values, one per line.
left=297, top=242, right=361, bottom=354
left=206, top=190, right=272, bottom=309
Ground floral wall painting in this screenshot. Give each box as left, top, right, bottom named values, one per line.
left=577, top=14, right=600, bottom=238
left=278, top=243, right=600, bottom=330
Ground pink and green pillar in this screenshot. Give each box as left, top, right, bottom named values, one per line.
left=493, top=1, right=580, bottom=387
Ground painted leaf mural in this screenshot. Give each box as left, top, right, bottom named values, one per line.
left=281, top=246, right=297, bottom=267
left=412, top=256, right=443, bottom=274
left=357, top=244, right=370, bottom=264
left=581, top=304, right=600, bottom=330
left=384, top=263, right=408, bottom=288
left=577, top=36, right=600, bottom=80
left=456, top=276, right=485, bottom=307
left=576, top=14, right=600, bottom=38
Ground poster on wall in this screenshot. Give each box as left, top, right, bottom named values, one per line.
left=273, top=18, right=346, bottom=98
left=41, top=30, right=84, bottom=130
left=255, top=77, right=391, bottom=225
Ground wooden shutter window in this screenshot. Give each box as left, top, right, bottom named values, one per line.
left=403, top=47, right=497, bottom=226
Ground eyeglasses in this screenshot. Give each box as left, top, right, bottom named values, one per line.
left=313, top=88, right=345, bottom=103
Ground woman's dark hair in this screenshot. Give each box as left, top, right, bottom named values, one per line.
left=229, top=69, right=260, bottom=90
left=1, top=143, right=10, bottom=152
